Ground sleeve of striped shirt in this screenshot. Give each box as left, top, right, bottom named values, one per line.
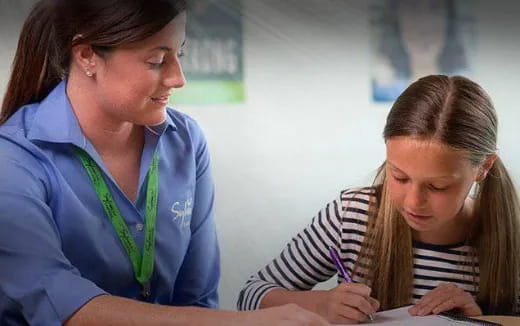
left=236, top=194, right=347, bottom=310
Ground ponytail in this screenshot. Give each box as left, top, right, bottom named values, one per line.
left=1, top=0, right=63, bottom=125
left=474, top=157, right=520, bottom=314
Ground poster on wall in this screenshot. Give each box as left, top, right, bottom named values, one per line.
left=171, top=0, right=244, bottom=105
left=370, top=0, right=475, bottom=102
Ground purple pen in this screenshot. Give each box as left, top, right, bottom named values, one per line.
left=328, top=246, right=352, bottom=282
left=329, top=246, right=375, bottom=321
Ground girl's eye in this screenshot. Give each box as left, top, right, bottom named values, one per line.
left=177, top=49, right=185, bottom=58
left=393, top=176, right=408, bottom=184
left=429, top=184, right=449, bottom=192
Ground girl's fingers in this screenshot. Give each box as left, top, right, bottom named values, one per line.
left=340, top=282, right=372, bottom=297
left=336, top=303, right=370, bottom=323
left=432, top=297, right=461, bottom=314
left=341, top=293, right=376, bottom=316
left=411, top=285, right=458, bottom=316
left=369, top=297, right=380, bottom=311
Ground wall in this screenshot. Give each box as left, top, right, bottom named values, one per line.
left=1, top=0, right=519, bottom=310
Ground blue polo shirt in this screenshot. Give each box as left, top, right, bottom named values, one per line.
left=0, top=81, right=220, bottom=325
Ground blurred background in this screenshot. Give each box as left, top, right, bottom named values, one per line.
left=1, top=0, right=519, bottom=310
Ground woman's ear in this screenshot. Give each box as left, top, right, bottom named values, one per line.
left=70, top=35, right=97, bottom=77
left=476, top=153, right=498, bottom=182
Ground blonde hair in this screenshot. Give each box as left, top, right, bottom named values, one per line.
left=355, top=75, right=520, bottom=314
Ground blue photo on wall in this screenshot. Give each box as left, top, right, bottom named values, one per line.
left=370, top=0, right=475, bottom=102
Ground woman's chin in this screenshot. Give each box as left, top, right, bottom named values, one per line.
left=140, top=110, right=167, bottom=127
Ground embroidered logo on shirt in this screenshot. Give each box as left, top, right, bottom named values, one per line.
left=171, top=196, right=193, bottom=228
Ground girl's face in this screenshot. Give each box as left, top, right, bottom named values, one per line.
left=385, top=137, right=483, bottom=244
left=91, top=12, right=187, bottom=126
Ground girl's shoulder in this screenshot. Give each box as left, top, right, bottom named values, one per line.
left=339, top=186, right=379, bottom=207
left=337, top=186, right=379, bottom=225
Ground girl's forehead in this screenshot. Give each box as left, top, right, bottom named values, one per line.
left=386, top=137, right=476, bottom=178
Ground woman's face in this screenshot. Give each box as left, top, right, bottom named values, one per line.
left=92, top=12, right=187, bottom=126
left=385, top=137, right=481, bottom=243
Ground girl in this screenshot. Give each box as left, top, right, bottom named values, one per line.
left=237, top=75, right=520, bottom=324
left=0, top=1, right=328, bottom=325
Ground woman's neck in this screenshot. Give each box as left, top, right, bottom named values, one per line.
left=66, top=76, right=144, bottom=156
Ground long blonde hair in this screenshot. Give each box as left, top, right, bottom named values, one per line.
left=355, top=75, right=520, bottom=314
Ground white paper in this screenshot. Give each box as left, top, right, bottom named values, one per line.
left=337, top=306, right=481, bottom=325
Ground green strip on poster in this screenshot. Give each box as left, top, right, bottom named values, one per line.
left=171, top=81, right=244, bottom=105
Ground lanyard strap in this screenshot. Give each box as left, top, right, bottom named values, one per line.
left=75, top=148, right=159, bottom=299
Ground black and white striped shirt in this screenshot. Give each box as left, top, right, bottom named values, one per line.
left=237, top=187, right=480, bottom=311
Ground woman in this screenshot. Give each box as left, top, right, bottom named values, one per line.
left=0, top=1, right=328, bottom=325
left=238, top=75, right=520, bottom=323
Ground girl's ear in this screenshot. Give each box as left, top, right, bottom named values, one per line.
left=70, top=35, right=97, bottom=77
left=476, top=153, right=498, bottom=182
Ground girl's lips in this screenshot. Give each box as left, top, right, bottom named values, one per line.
left=407, top=211, right=433, bottom=220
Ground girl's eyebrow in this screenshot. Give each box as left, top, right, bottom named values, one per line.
left=387, top=161, right=458, bottom=180
left=387, top=162, right=406, bottom=174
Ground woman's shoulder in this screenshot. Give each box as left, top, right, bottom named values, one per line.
left=0, top=107, right=46, bottom=166
left=0, top=103, right=40, bottom=138
left=0, top=104, right=57, bottom=197
left=0, top=133, right=51, bottom=199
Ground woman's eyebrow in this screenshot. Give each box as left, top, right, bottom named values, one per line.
left=149, top=41, right=185, bottom=53
left=149, top=46, right=172, bottom=52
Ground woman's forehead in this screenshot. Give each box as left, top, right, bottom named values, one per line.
left=117, top=13, right=186, bottom=52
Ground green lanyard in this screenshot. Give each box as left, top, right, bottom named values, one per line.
left=75, top=147, right=159, bottom=300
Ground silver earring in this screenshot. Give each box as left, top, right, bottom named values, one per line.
left=85, top=70, right=93, bottom=77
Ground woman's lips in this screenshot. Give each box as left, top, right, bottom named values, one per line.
left=151, top=96, right=169, bottom=105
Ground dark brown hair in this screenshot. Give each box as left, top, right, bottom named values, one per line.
left=1, top=0, right=187, bottom=124
left=356, top=75, right=520, bottom=314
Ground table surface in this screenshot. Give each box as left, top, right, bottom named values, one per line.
left=473, top=315, right=520, bottom=326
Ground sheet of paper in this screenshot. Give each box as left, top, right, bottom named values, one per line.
left=337, top=306, right=479, bottom=325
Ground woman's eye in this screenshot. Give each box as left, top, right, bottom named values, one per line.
left=177, top=49, right=185, bottom=58
left=148, top=61, right=164, bottom=68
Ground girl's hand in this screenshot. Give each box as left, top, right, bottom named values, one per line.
left=409, top=283, right=482, bottom=317
left=315, top=283, right=379, bottom=324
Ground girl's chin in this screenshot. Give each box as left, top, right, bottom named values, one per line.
left=403, top=213, right=435, bottom=231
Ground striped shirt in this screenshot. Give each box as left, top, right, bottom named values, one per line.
left=237, top=187, right=481, bottom=311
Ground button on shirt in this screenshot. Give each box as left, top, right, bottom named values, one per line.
left=0, top=81, right=220, bottom=325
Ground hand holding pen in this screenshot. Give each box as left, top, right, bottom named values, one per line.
left=315, top=246, right=378, bottom=324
